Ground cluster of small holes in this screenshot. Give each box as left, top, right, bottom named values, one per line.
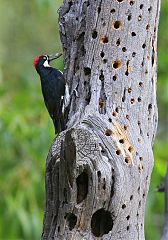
left=92, top=0, right=152, bottom=127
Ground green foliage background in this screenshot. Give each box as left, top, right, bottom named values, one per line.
left=0, top=0, right=167, bottom=239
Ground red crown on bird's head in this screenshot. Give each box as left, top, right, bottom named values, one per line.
left=33, top=55, right=42, bottom=69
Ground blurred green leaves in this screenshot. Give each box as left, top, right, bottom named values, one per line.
left=0, top=0, right=62, bottom=239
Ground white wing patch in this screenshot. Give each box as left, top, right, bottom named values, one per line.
left=62, top=83, right=70, bottom=113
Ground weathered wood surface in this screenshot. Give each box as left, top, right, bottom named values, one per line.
left=42, top=0, right=160, bottom=239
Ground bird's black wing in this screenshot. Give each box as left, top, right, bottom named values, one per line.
left=41, top=68, right=65, bottom=133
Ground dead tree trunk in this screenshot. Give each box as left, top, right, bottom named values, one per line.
left=42, top=0, right=160, bottom=239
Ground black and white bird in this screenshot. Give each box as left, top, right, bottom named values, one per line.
left=33, top=53, right=69, bottom=134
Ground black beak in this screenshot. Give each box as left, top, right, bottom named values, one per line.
left=48, top=53, right=62, bottom=61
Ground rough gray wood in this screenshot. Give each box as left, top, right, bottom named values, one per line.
left=41, top=0, right=161, bottom=239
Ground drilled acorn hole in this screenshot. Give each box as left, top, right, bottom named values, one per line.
left=125, top=157, right=131, bottom=164
left=122, top=204, right=126, bottom=209
left=131, top=32, right=136, bottom=37
left=100, top=51, right=105, bottom=58
left=130, top=0, right=135, bottom=5
left=84, top=67, right=91, bottom=76
left=124, top=125, right=128, bottom=130
left=100, top=35, right=109, bottom=44
left=140, top=4, right=144, bottom=9
left=132, top=52, right=136, bottom=57
left=112, top=21, right=123, bottom=30
left=105, top=129, right=113, bottom=136
left=119, top=139, right=124, bottom=144
left=128, top=14, right=132, bottom=21
left=116, top=38, right=120, bottom=46
left=92, top=30, right=98, bottom=39
left=116, top=149, right=121, bottom=155
left=128, top=146, right=133, bottom=153
left=110, top=8, right=116, bottom=13
left=112, top=60, right=122, bottom=69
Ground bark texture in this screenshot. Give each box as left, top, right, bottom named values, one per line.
left=42, top=0, right=160, bottom=239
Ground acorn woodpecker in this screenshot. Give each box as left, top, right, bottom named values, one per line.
left=33, top=53, right=69, bottom=134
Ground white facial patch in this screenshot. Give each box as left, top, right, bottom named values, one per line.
left=43, top=59, right=50, bottom=67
